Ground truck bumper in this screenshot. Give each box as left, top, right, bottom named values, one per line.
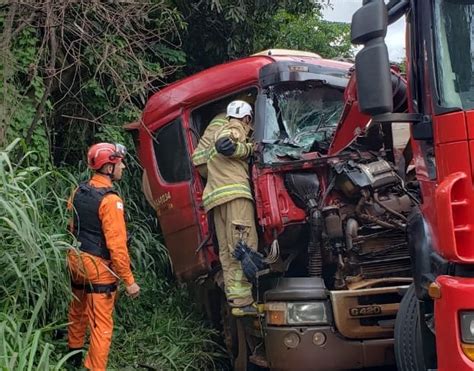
left=264, top=325, right=394, bottom=370
left=435, top=275, right=474, bottom=371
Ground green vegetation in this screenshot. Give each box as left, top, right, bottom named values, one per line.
left=256, top=9, right=353, bottom=59
left=0, top=141, right=225, bottom=369
left=174, top=0, right=352, bottom=73
left=0, top=1, right=353, bottom=369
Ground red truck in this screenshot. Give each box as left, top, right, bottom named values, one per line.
left=350, top=1, right=474, bottom=370
left=130, top=49, right=416, bottom=369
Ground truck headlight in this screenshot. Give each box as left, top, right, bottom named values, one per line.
left=288, top=302, right=328, bottom=324
left=266, top=302, right=329, bottom=325
left=460, top=311, right=474, bottom=343
left=460, top=311, right=474, bottom=361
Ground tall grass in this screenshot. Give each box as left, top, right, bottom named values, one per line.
left=0, top=139, right=73, bottom=369
left=0, top=140, right=225, bottom=370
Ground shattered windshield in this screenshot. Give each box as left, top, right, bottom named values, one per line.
left=262, top=82, right=344, bottom=161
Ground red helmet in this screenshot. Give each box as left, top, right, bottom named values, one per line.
left=87, top=143, right=127, bottom=170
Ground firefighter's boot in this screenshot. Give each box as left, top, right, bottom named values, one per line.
left=231, top=303, right=258, bottom=317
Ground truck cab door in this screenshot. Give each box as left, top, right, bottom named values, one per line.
left=139, top=114, right=216, bottom=281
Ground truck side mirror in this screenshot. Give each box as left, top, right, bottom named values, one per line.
left=351, top=0, right=393, bottom=116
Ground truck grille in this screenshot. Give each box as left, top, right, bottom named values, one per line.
left=353, top=231, right=411, bottom=279
left=330, top=285, right=408, bottom=339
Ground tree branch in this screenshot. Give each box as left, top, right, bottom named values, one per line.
left=25, top=3, right=57, bottom=146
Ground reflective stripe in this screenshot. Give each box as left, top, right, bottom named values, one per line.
left=234, top=142, right=246, bottom=157
left=192, top=149, right=208, bottom=164
left=195, top=145, right=219, bottom=161
left=217, top=129, right=232, bottom=139
left=192, top=149, right=208, bottom=159
left=192, top=119, right=227, bottom=165
left=203, top=184, right=252, bottom=208
left=227, top=270, right=252, bottom=298
left=208, top=147, right=218, bottom=160
left=209, top=118, right=227, bottom=126
left=227, top=285, right=252, bottom=298
left=210, top=140, right=251, bottom=160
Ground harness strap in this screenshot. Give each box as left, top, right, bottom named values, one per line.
left=71, top=281, right=117, bottom=294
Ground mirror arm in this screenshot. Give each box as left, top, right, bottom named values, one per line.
left=373, top=112, right=422, bottom=123
left=387, top=0, right=410, bottom=24
left=373, top=113, right=433, bottom=140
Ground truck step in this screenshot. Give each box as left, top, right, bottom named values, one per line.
left=249, top=353, right=269, bottom=368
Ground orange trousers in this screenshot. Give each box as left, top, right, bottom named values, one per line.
left=67, top=250, right=118, bottom=371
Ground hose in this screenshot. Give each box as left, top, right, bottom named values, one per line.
left=308, top=208, right=323, bottom=276
left=355, top=191, right=402, bottom=230
left=265, top=238, right=280, bottom=264
left=345, top=218, right=359, bottom=251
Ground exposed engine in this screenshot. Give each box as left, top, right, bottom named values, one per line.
left=285, top=158, right=415, bottom=290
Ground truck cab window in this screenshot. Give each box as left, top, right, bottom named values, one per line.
left=433, top=0, right=474, bottom=109
left=190, top=88, right=258, bottom=139
left=153, top=118, right=191, bottom=183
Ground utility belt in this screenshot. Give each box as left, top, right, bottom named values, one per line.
left=71, top=280, right=117, bottom=294
left=77, top=239, right=111, bottom=260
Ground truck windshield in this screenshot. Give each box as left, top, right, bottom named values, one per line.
left=261, top=82, right=344, bottom=159
left=433, top=0, right=474, bottom=110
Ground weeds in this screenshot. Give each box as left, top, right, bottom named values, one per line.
left=110, top=274, right=227, bottom=370
left=0, top=140, right=224, bottom=369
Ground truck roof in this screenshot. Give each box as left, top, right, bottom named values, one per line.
left=142, top=52, right=352, bottom=129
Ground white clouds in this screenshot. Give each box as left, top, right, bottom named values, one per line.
left=386, top=18, right=406, bottom=62
left=322, top=0, right=362, bottom=23
left=322, top=0, right=406, bottom=61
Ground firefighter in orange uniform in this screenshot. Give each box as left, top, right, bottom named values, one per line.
left=66, top=143, right=140, bottom=370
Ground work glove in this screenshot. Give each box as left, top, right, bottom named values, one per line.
left=215, top=137, right=236, bottom=156
left=233, top=240, right=267, bottom=283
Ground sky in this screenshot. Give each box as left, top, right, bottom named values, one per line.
left=321, top=0, right=406, bottom=61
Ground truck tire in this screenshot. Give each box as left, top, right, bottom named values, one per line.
left=394, top=284, right=427, bottom=371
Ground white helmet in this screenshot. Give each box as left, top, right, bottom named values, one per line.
left=226, top=100, right=253, bottom=119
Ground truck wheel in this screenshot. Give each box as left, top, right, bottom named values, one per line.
left=394, top=284, right=427, bottom=371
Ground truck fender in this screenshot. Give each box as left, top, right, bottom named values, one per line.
left=407, top=208, right=448, bottom=301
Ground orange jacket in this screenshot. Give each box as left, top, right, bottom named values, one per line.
left=68, top=173, right=135, bottom=286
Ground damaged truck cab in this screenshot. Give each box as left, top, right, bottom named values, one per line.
left=132, top=50, right=415, bottom=369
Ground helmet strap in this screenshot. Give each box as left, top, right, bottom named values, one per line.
left=97, top=163, right=115, bottom=180
left=109, top=163, right=116, bottom=181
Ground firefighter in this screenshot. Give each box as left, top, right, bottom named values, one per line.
left=66, top=143, right=140, bottom=370
left=192, top=112, right=228, bottom=178
left=192, top=93, right=255, bottom=178
left=203, top=100, right=258, bottom=309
